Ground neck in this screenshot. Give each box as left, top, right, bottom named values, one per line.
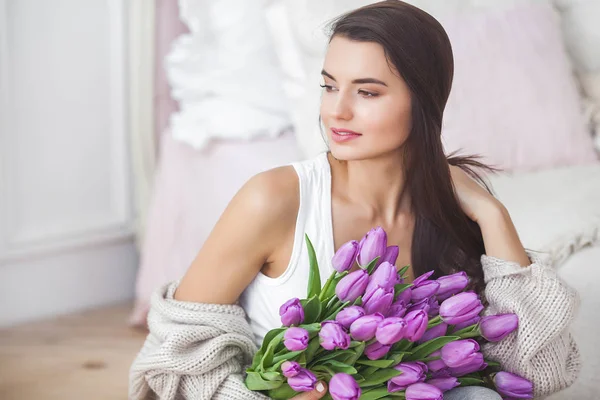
left=328, top=151, right=411, bottom=226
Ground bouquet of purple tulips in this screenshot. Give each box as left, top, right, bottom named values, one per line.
left=245, top=227, right=534, bottom=400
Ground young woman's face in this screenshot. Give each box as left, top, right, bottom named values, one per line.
left=320, top=35, right=413, bottom=161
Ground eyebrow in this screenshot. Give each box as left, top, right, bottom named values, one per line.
left=321, top=69, right=388, bottom=87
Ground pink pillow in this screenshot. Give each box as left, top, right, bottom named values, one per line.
left=439, top=3, right=598, bottom=172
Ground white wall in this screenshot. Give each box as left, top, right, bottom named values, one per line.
left=0, top=0, right=137, bottom=327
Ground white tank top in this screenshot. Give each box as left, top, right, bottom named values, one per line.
left=239, top=151, right=336, bottom=346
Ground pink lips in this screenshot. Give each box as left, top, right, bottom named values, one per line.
left=331, top=127, right=362, bottom=143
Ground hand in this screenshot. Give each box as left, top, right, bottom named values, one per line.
left=449, top=165, right=503, bottom=224
left=290, top=381, right=328, bottom=399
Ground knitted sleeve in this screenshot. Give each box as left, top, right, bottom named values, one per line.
left=128, top=282, right=270, bottom=400
left=480, top=252, right=582, bottom=399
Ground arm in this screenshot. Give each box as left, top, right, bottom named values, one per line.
left=478, top=205, right=582, bottom=398
left=129, top=168, right=297, bottom=400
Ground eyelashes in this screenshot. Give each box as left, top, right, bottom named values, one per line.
left=319, top=84, right=378, bottom=98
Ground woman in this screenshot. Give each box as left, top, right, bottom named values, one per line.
left=129, top=2, right=581, bottom=399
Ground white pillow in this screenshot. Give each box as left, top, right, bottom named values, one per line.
left=552, top=0, right=600, bottom=152
left=165, top=0, right=292, bottom=149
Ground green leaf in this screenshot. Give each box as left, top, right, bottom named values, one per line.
left=345, top=341, right=366, bottom=365
left=356, top=358, right=395, bottom=368
left=451, top=323, right=480, bottom=336
left=304, top=336, right=321, bottom=364
left=305, top=234, right=321, bottom=298
left=260, top=371, right=282, bottom=381
left=359, top=366, right=379, bottom=377
left=251, top=327, right=286, bottom=371
left=403, top=336, right=460, bottom=361
left=457, top=377, right=485, bottom=386
left=268, top=350, right=304, bottom=371
left=393, top=283, right=413, bottom=301
left=261, top=330, right=287, bottom=370
left=397, top=265, right=410, bottom=277
left=311, top=349, right=354, bottom=364
left=359, top=387, right=397, bottom=400
left=245, top=371, right=283, bottom=391
left=319, top=271, right=337, bottom=301
left=389, top=352, right=408, bottom=365
left=324, top=300, right=351, bottom=320
left=365, top=257, right=381, bottom=275
left=358, top=368, right=403, bottom=388
left=323, top=360, right=358, bottom=374
left=300, top=296, right=323, bottom=324
left=313, top=364, right=337, bottom=377
left=267, top=383, right=300, bottom=399
left=485, top=360, right=501, bottom=367
left=391, top=339, right=412, bottom=353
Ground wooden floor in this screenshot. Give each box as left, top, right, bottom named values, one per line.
left=0, top=303, right=147, bottom=400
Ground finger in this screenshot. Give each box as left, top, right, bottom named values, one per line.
left=293, top=381, right=328, bottom=399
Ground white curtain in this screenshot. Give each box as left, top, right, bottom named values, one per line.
left=128, top=0, right=157, bottom=247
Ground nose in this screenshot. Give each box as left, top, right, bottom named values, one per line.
left=331, top=92, right=353, bottom=121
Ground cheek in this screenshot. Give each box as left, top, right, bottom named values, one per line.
left=360, top=100, right=411, bottom=140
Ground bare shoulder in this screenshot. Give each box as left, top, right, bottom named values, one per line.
left=174, top=165, right=299, bottom=304
left=242, top=165, right=299, bottom=222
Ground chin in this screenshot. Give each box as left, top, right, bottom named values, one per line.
left=329, top=143, right=376, bottom=162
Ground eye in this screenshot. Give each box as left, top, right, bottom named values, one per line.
left=358, top=90, right=378, bottom=98
left=319, top=84, right=336, bottom=92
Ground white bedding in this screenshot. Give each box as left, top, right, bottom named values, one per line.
left=487, top=163, right=600, bottom=399
left=486, top=162, right=600, bottom=266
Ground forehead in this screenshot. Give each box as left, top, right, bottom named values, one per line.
left=323, top=35, right=398, bottom=82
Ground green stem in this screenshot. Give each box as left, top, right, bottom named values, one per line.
left=319, top=271, right=338, bottom=301
left=459, top=331, right=481, bottom=339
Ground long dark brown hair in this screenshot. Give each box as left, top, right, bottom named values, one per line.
left=324, top=1, right=501, bottom=298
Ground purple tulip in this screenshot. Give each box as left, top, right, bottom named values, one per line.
left=403, top=310, right=429, bottom=342
left=319, top=321, right=351, bottom=350
left=364, top=340, right=392, bottom=360
left=335, top=306, right=365, bottom=329
left=448, top=352, right=487, bottom=376
left=411, top=280, right=441, bottom=302
left=427, top=298, right=440, bottom=318
left=376, top=317, right=407, bottom=345
left=425, top=376, right=460, bottom=392
left=430, top=369, right=452, bottom=379
left=387, top=298, right=408, bottom=318
left=417, top=323, right=448, bottom=344
left=439, top=291, right=484, bottom=325
left=363, top=287, right=394, bottom=315
left=388, top=362, right=428, bottom=392
left=332, top=240, right=359, bottom=272
left=366, top=262, right=399, bottom=293
left=413, top=270, right=435, bottom=286
left=281, top=361, right=301, bottom=378
left=329, top=373, right=361, bottom=400
left=288, top=368, right=317, bottom=392
left=436, top=272, right=469, bottom=301
left=440, top=339, right=480, bottom=368
left=279, top=298, right=304, bottom=327
left=480, top=314, right=519, bottom=342
left=425, top=350, right=447, bottom=373
left=493, top=371, right=534, bottom=399
left=397, top=287, right=413, bottom=306
left=283, top=327, right=309, bottom=351
left=349, top=312, right=384, bottom=341
left=357, top=227, right=387, bottom=266
left=453, top=315, right=480, bottom=331
left=381, top=245, right=399, bottom=266
left=336, top=269, right=369, bottom=302
left=407, top=297, right=431, bottom=315
left=405, top=383, right=443, bottom=400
